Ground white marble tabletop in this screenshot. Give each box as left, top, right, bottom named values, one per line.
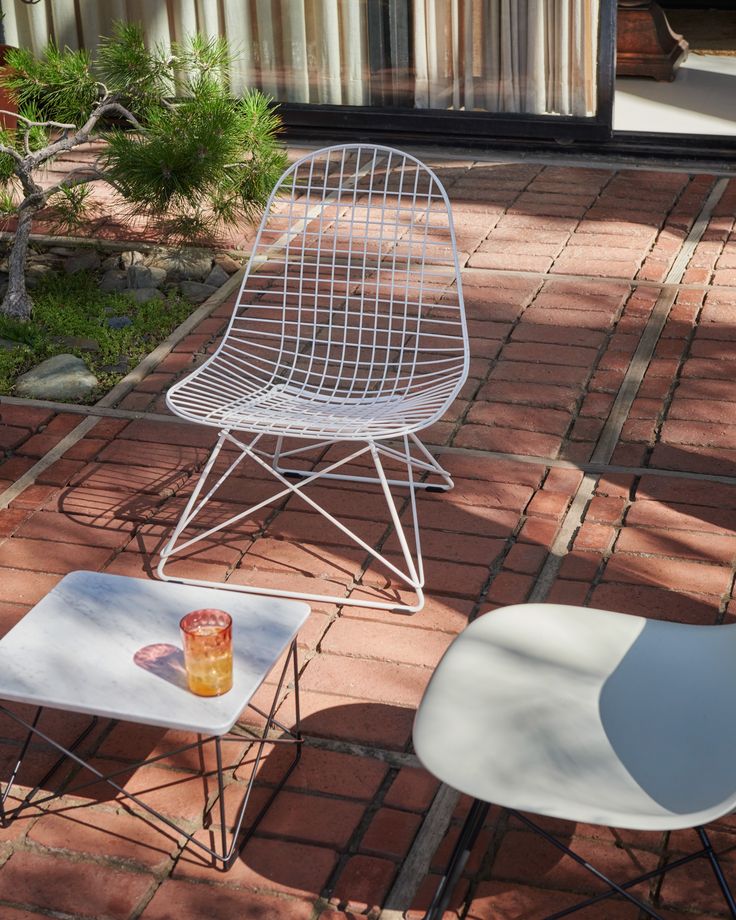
left=0, top=571, right=310, bottom=735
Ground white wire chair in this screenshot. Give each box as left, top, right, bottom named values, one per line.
left=157, top=144, right=468, bottom=612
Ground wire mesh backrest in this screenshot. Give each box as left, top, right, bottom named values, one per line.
left=220, top=144, right=468, bottom=407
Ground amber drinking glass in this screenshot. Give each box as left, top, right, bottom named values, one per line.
left=180, top=609, right=233, bottom=697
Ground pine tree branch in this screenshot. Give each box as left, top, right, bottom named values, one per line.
left=44, top=168, right=109, bottom=198
left=28, top=98, right=143, bottom=169
left=0, top=143, right=24, bottom=166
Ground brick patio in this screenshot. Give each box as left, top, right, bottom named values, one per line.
left=1, top=151, right=736, bottom=918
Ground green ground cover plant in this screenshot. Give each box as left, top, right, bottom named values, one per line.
left=0, top=268, right=190, bottom=397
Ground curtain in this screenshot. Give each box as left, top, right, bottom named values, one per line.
left=3, top=0, right=598, bottom=116
left=413, top=0, right=599, bottom=115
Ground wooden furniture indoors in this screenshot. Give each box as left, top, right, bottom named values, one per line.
left=617, top=0, right=689, bottom=81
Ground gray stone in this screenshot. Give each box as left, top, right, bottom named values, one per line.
left=99, top=269, right=128, bottom=293
left=28, top=252, right=61, bottom=266
left=126, top=287, right=164, bottom=304
left=204, top=264, right=229, bottom=289
left=127, top=264, right=166, bottom=289
left=49, top=246, right=79, bottom=257
left=26, top=263, right=57, bottom=288
left=14, top=354, right=98, bottom=400
left=120, top=250, right=145, bottom=268
left=100, top=254, right=121, bottom=272
left=101, top=355, right=129, bottom=374
left=50, top=335, right=100, bottom=352
left=214, top=253, right=241, bottom=274
left=0, top=337, right=20, bottom=351
left=179, top=280, right=217, bottom=304
left=148, top=247, right=212, bottom=281
left=64, top=250, right=101, bottom=274
left=106, top=316, right=133, bottom=329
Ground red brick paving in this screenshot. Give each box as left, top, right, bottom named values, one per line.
left=0, top=158, right=735, bottom=918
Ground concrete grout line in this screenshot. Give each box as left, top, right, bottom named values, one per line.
left=381, top=174, right=731, bottom=919
left=304, top=735, right=420, bottom=769
left=7, top=394, right=736, bottom=487
left=381, top=784, right=462, bottom=915
left=459, top=264, right=731, bottom=293
left=529, top=175, right=729, bottom=605
left=0, top=415, right=99, bottom=511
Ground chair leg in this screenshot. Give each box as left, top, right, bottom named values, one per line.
left=425, top=799, right=489, bottom=920
left=698, top=827, right=736, bottom=917
left=158, top=430, right=428, bottom=612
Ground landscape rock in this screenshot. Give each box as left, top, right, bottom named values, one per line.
left=14, top=354, right=98, bottom=400
left=106, top=315, right=133, bottom=329
left=148, top=247, right=212, bottom=281
left=179, top=280, right=217, bottom=304
left=127, top=264, right=166, bottom=289
left=213, top=253, right=241, bottom=274
left=204, top=264, right=229, bottom=289
left=50, top=335, right=100, bottom=352
left=28, top=252, right=62, bottom=266
left=100, top=254, right=121, bottom=271
left=49, top=247, right=79, bottom=257
left=99, top=269, right=128, bottom=293
left=101, top=355, right=129, bottom=374
left=120, top=250, right=145, bottom=268
left=0, top=337, right=20, bottom=351
left=64, top=250, right=101, bottom=274
left=126, top=287, right=163, bottom=304
left=26, top=263, right=57, bottom=288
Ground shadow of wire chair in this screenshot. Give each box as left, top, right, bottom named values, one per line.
left=414, top=603, right=736, bottom=919
left=157, top=144, right=468, bottom=612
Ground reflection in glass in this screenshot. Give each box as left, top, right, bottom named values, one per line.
left=227, top=1, right=599, bottom=117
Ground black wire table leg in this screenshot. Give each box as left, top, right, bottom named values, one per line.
left=1, top=706, right=42, bottom=825
left=425, top=798, right=489, bottom=920
left=698, top=826, right=736, bottom=918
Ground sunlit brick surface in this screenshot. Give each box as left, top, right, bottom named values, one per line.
left=1, top=155, right=735, bottom=918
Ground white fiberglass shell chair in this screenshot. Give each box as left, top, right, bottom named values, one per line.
left=414, top=603, right=736, bottom=918
left=158, top=145, right=468, bottom=612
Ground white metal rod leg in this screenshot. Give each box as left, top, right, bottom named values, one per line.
left=158, top=431, right=428, bottom=612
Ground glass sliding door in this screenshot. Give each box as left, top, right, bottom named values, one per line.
left=227, top=0, right=613, bottom=140
left=4, top=0, right=614, bottom=142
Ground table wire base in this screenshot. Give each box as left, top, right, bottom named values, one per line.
left=0, top=640, right=301, bottom=871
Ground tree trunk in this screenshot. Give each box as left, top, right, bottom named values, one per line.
left=1, top=204, right=36, bottom=321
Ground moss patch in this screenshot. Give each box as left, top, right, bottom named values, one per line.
left=0, top=270, right=192, bottom=399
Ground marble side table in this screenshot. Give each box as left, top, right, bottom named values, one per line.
left=0, top=570, right=309, bottom=870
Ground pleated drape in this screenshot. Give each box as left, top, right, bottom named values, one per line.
left=412, top=0, right=599, bottom=115
left=3, top=0, right=598, bottom=116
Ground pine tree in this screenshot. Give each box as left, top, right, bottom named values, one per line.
left=0, top=23, right=287, bottom=321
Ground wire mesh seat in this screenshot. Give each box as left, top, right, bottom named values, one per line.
left=158, top=144, right=468, bottom=612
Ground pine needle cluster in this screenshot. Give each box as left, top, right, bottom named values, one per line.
left=2, top=22, right=287, bottom=241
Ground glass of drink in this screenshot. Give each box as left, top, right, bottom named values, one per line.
left=180, top=609, right=233, bottom=697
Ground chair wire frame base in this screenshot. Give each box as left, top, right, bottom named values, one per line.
left=0, top=642, right=302, bottom=872
left=157, top=428, right=453, bottom=613
left=424, top=798, right=736, bottom=920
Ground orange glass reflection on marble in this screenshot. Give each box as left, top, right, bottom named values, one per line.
left=180, top=609, right=233, bottom=697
